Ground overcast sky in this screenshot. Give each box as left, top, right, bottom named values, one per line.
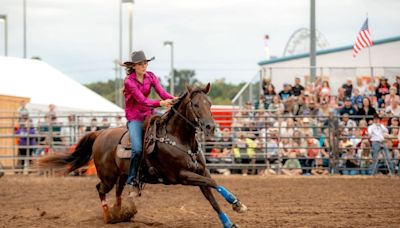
left=1, top=0, right=399, bottom=85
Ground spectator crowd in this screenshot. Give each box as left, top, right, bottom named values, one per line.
left=206, top=75, right=400, bottom=176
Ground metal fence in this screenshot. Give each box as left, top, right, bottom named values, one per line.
left=0, top=110, right=399, bottom=176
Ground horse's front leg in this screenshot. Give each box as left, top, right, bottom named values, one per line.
left=179, top=170, right=246, bottom=228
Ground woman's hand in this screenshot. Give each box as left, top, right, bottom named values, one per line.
left=160, top=99, right=174, bottom=108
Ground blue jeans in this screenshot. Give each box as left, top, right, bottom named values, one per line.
left=127, top=121, right=144, bottom=185
left=371, top=141, right=393, bottom=174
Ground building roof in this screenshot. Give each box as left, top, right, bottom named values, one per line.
left=258, top=35, right=400, bottom=66
left=0, top=56, right=123, bottom=112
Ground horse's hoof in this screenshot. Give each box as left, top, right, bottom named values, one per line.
left=231, top=224, right=240, bottom=228
left=232, top=201, right=247, bottom=213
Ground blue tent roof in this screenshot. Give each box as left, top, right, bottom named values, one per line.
left=258, top=35, right=400, bottom=66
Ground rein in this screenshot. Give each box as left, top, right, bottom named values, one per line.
left=171, top=106, right=199, bottom=129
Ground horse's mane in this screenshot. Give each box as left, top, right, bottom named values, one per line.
left=161, top=86, right=205, bottom=123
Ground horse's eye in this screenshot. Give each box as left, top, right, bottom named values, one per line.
left=194, top=104, right=199, bottom=108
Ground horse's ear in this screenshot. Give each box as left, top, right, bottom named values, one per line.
left=185, top=84, right=192, bottom=94
left=203, top=83, right=211, bottom=94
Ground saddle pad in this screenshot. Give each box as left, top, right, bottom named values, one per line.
left=116, top=144, right=131, bottom=158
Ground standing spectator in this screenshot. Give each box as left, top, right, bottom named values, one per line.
left=376, top=77, right=390, bottom=108
left=16, top=119, right=37, bottom=174
left=339, top=97, right=357, bottom=118
left=262, top=77, right=271, bottom=96
left=384, top=87, right=400, bottom=107
left=17, top=101, right=29, bottom=124
left=46, top=104, right=57, bottom=120
left=264, top=84, right=276, bottom=109
left=99, top=117, right=111, bottom=130
left=86, top=118, right=99, bottom=132
left=368, top=114, right=394, bottom=174
left=279, top=83, right=293, bottom=102
left=342, top=78, right=353, bottom=98
left=357, top=97, right=377, bottom=124
left=111, top=115, right=125, bottom=127
left=292, top=77, right=305, bottom=96
left=61, top=114, right=78, bottom=147
left=351, top=88, right=364, bottom=111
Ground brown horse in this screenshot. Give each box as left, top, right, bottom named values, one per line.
left=38, top=83, right=247, bottom=227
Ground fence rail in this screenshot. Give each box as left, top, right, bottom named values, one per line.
left=0, top=110, right=399, bottom=176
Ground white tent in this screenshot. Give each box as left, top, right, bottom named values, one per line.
left=0, top=57, right=123, bottom=112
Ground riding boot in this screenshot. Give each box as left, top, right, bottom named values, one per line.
left=127, top=155, right=141, bottom=197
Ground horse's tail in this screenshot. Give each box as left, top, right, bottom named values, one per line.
left=38, top=131, right=99, bottom=173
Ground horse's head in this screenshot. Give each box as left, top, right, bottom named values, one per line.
left=174, top=83, right=215, bottom=137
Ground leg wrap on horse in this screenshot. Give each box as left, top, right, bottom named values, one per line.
left=218, top=212, right=233, bottom=228
left=216, top=185, right=237, bottom=204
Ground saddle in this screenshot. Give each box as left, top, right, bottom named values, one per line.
left=116, top=115, right=162, bottom=159
left=116, top=131, right=131, bottom=158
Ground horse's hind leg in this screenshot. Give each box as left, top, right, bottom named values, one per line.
left=114, top=174, right=128, bottom=210
left=96, top=180, right=115, bottom=223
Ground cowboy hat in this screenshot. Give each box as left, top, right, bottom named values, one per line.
left=123, top=50, right=155, bottom=65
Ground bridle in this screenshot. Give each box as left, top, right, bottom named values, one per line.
left=170, top=92, right=206, bottom=131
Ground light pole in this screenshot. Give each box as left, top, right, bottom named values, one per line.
left=23, top=0, right=27, bottom=58
left=118, top=0, right=134, bottom=107
left=0, top=15, right=8, bottom=56
left=310, top=0, right=316, bottom=82
left=164, top=41, right=174, bottom=95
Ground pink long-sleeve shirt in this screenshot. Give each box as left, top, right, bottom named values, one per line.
left=124, top=71, right=174, bottom=121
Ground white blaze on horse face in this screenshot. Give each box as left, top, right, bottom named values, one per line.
left=101, top=200, right=107, bottom=206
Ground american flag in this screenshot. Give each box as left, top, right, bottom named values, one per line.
left=353, top=18, right=373, bottom=57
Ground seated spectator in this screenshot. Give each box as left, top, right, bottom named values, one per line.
left=110, top=115, right=125, bottom=128
left=339, top=97, right=357, bottom=117
left=299, top=118, right=313, bottom=138
left=17, top=101, right=29, bottom=125
left=233, top=132, right=256, bottom=175
left=281, top=152, right=302, bottom=176
left=268, top=95, right=284, bottom=115
left=304, top=133, right=322, bottom=174
left=351, top=88, right=363, bottom=111
left=358, top=140, right=372, bottom=175
left=319, top=81, right=331, bottom=99
left=342, top=78, right=353, bottom=98
left=279, top=83, right=293, bottom=102
left=340, top=113, right=357, bottom=133
left=350, top=128, right=362, bottom=148
left=336, top=88, right=346, bottom=109
left=318, top=100, right=332, bottom=127
left=388, top=117, right=399, bottom=133
left=393, top=75, right=400, bottom=96
left=293, top=96, right=306, bottom=115
left=311, top=156, right=329, bottom=175
left=384, top=87, right=400, bottom=107
left=357, top=97, right=377, bottom=124
left=376, top=77, right=390, bottom=108
left=264, top=130, right=280, bottom=175
left=254, top=94, right=268, bottom=110
left=385, top=100, right=400, bottom=116
left=359, top=119, right=369, bottom=136
left=356, top=77, right=368, bottom=96
left=342, top=145, right=360, bottom=175
left=300, top=99, right=319, bottom=116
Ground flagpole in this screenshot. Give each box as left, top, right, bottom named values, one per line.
left=366, top=13, right=374, bottom=80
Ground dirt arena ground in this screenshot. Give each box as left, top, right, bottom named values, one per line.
left=1, top=175, right=400, bottom=228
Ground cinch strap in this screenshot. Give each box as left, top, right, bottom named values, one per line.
left=216, top=185, right=237, bottom=204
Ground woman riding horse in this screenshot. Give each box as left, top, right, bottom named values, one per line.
left=122, top=50, right=175, bottom=196
left=38, top=69, right=247, bottom=227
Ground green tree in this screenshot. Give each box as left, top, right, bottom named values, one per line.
left=164, top=69, right=200, bottom=95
